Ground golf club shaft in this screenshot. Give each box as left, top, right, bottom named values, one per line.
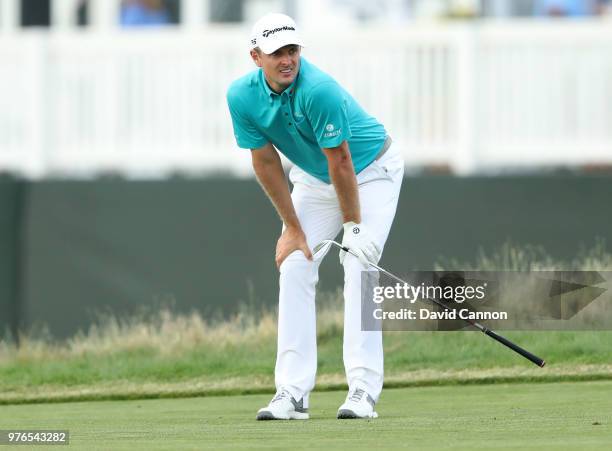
left=327, top=240, right=546, bottom=368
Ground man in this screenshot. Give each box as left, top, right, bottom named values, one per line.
left=533, top=0, right=598, bottom=16
left=120, top=0, right=171, bottom=26
left=226, top=13, right=404, bottom=420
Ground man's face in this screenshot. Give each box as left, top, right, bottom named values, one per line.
left=251, top=45, right=301, bottom=94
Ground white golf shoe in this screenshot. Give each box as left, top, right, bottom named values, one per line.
left=337, top=387, right=378, bottom=419
left=256, top=389, right=309, bottom=420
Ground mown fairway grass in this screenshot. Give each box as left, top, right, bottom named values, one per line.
left=1, top=381, right=610, bottom=450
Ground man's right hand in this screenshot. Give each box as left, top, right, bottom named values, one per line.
left=276, top=226, right=313, bottom=269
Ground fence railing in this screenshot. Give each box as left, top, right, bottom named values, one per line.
left=1, top=21, right=611, bottom=178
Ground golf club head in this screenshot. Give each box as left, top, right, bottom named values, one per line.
left=312, top=240, right=333, bottom=260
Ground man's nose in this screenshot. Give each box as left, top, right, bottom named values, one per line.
left=279, top=53, right=291, bottom=66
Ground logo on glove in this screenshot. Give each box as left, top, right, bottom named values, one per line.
left=352, top=226, right=360, bottom=234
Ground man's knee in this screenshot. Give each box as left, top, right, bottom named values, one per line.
left=342, top=253, right=369, bottom=273
left=279, top=255, right=319, bottom=295
left=280, top=250, right=318, bottom=278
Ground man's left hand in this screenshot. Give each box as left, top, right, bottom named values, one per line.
left=340, top=222, right=380, bottom=266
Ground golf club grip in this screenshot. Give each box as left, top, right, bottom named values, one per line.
left=484, top=329, right=546, bottom=367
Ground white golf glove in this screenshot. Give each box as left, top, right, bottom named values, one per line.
left=339, top=221, right=381, bottom=266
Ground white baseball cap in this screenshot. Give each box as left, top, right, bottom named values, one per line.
left=249, top=13, right=305, bottom=55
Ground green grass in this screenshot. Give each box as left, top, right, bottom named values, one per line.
left=0, top=382, right=610, bottom=450
left=1, top=242, right=611, bottom=404
left=1, top=329, right=612, bottom=404
left=2, top=295, right=612, bottom=403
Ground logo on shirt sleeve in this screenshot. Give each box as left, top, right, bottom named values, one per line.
left=324, top=123, right=341, bottom=138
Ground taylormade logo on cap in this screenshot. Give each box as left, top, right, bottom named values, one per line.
left=263, top=26, right=296, bottom=38
left=250, top=13, right=305, bottom=55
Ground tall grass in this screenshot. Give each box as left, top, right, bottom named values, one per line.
left=1, top=241, right=611, bottom=399
left=436, top=238, right=612, bottom=271
left=2, top=241, right=611, bottom=363
left=0, top=288, right=345, bottom=365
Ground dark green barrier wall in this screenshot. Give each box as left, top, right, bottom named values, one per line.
left=0, top=178, right=24, bottom=338
left=385, top=175, right=612, bottom=271
left=22, top=179, right=282, bottom=338
left=7, top=175, right=612, bottom=338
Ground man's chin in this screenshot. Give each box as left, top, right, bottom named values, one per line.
left=276, top=79, right=294, bottom=90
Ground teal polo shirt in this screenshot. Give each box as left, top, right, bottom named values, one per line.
left=226, top=57, right=387, bottom=184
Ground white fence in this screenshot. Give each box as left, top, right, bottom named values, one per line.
left=1, top=21, right=612, bottom=178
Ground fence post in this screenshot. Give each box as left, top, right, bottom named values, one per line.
left=182, top=0, right=211, bottom=28
left=454, top=25, right=478, bottom=175
left=51, top=0, right=82, bottom=29
left=89, top=0, right=121, bottom=30
left=1, top=0, right=19, bottom=32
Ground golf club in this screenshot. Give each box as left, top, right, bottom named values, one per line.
left=313, top=240, right=546, bottom=368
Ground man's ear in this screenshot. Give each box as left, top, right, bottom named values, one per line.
left=250, top=49, right=262, bottom=68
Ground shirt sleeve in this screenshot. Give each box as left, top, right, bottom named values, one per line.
left=306, top=81, right=352, bottom=149
left=226, top=88, right=268, bottom=149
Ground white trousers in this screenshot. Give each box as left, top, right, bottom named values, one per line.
left=275, top=145, right=404, bottom=407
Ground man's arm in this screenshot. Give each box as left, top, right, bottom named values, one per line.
left=323, top=140, right=381, bottom=265
left=252, top=142, right=300, bottom=228
left=322, top=140, right=360, bottom=223
left=251, top=143, right=312, bottom=267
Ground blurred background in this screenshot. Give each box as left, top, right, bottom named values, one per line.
left=1, top=0, right=612, bottom=339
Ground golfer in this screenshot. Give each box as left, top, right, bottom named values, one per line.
left=227, top=13, right=404, bottom=420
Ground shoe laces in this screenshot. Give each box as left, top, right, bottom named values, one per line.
left=349, top=388, right=365, bottom=403
left=271, top=390, right=291, bottom=403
